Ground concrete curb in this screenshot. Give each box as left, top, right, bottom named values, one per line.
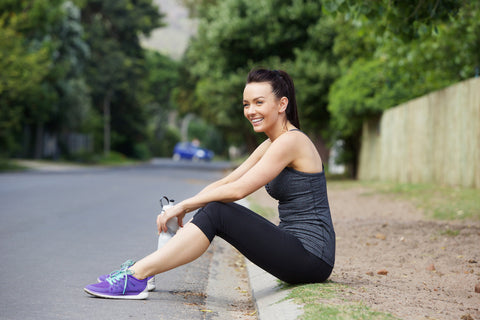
left=245, top=260, right=303, bottom=320
left=236, top=199, right=303, bottom=320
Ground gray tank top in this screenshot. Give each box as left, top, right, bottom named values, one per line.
left=265, top=165, right=335, bottom=267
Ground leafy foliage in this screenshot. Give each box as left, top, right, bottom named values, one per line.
left=0, top=0, right=78, bottom=157
left=325, top=0, right=479, bottom=176
left=0, top=19, right=50, bottom=156
left=323, top=0, right=464, bottom=41
left=80, top=0, right=163, bottom=156
left=3, top=0, right=479, bottom=169
left=178, top=0, right=337, bottom=150
left=0, top=0, right=173, bottom=160
left=143, top=50, right=182, bottom=157
left=177, top=0, right=479, bottom=173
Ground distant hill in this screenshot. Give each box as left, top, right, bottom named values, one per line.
left=141, top=0, right=197, bottom=59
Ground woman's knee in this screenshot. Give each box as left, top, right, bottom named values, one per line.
left=190, top=202, right=226, bottom=241
left=201, top=201, right=238, bottom=220
left=202, top=201, right=224, bottom=212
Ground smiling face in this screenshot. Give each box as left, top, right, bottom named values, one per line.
left=243, top=82, right=288, bottom=137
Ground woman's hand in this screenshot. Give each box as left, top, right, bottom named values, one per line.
left=156, top=205, right=186, bottom=234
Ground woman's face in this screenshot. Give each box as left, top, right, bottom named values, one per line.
left=243, top=82, right=285, bottom=133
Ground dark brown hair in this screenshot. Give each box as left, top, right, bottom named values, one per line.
left=246, top=68, right=300, bottom=129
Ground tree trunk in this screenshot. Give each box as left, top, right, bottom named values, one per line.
left=245, top=131, right=260, bottom=154
left=311, top=133, right=330, bottom=165
left=103, top=90, right=113, bottom=156
left=34, top=122, right=44, bottom=159
left=344, top=134, right=360, bottom=179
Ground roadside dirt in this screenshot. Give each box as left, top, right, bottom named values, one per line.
left=249, top=184, right=480, bottom=320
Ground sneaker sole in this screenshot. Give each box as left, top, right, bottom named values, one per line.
left=147, top=278, right=156, bottom=291
left=84, top=287, right=148, bottom=300
left=147, top=283, right=156, bottom=291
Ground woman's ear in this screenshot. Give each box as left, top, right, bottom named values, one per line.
left=278, top=97, right=288, bottom=113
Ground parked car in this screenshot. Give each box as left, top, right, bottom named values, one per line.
left=172, top=142, right=214, bottom=161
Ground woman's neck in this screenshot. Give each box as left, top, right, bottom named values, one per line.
left=267, top=121, right=295, bottom=141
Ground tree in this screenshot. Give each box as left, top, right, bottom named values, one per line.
left=180, top=0, right=218, bottom=18
left=0, top=19, right=50, bottom=156
left=0, top=0, right=82, bottom=158
left=325, top=0, right=478, bottom=177
left=143, top=50, right=181, bottom=157
left=323, top=0, right=464, bottom=41
left=178, top=0, right=337, bottom=155
left=1, top=0, right=175, bottom=161
left=44, top=1, right=93, bottom=159
left=80, top=0, right=163, bottom=156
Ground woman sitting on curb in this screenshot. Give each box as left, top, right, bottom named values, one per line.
left=84, top=68, right=336, bottom=299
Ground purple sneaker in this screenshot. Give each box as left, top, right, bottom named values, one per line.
left=97, top=259, right=156, bottom=291
left=97, top=259, right=135, bottom=282
left=85, top=269, right=148, bottom=299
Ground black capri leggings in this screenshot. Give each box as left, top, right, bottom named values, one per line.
left=191, top=201, right=332, bottom=284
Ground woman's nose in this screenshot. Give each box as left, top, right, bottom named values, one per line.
left=246, top=105, right=255, bottom=115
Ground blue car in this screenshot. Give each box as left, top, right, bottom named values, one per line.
left=172, top=142, right=214, bottom=161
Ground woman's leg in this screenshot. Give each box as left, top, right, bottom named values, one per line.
left=130, top=201, right=331, bottom=284
left=129, top=223, right=210, bottom=279
left=84, top=222, right=211, bottom=299
left=190, top=202, right=332, bottom=284
left=85, top=200, right=330, bottom=299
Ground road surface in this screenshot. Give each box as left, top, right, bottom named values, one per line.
left=0, top=161, right=239, bottom=320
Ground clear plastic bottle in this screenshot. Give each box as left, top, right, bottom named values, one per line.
left=148, top=196, right=179, bottom=291
left=157, top=197, right=179, bottom=248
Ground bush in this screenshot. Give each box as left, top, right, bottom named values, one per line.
left=66, top=150, right=97, bottom=164
left=133, top=143, right=151, bottom=160
left=149, top=126, right=181, bottom=157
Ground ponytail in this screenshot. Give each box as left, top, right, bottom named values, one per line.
left=246, top=68, right=300, bottom=129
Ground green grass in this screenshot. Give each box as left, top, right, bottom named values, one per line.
left=1, top=152, right=142, bottom=173
left=301, top=302, right=399, bottom=320
left=0, top=158, right=28, bottom=172
left=277, top=282, right=399, bottom=320
left=438, top=228, right=460, bottom=237
left=278, top=281, right=341, bottom=300
left=66, top=150, right=141, bottom=166
left=246, top=201, right=277, bottom=221
left=353, top=181, right=480, bottom=220
left=94, top=151, right=140, bottom=166
left=376, top=184, right=480, bottom=220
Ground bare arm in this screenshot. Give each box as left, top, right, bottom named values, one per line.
left=193, top=139, right=271, bottom=195
left=157, top=134, right=302, bottom=232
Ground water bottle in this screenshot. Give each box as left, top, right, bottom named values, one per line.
left=148, top=196, right=178, bottom=291
left=157, top=196, right=179, bottom=248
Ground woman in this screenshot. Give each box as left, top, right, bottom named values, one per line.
left=84, top=68, right=335, bottom=299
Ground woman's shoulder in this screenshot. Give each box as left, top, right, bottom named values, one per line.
left=257, top=138, right=273, bottom=151
left=275, top=130, right=323, bottom=173
left=273, top=129, right=309, bottom=147
left=266, top=130, right=309, bottom=159
left=250, top=138, right=272, bottom=159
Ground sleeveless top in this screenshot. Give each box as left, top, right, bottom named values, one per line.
left=265, top=143, right=335, bottom=267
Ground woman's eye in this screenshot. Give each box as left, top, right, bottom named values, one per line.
left=243, top=103, right=249, bottom=108
left=256, top=101, right=263, bottom=105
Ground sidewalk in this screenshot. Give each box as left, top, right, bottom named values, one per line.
left=13, top=159, right=88, bottom=171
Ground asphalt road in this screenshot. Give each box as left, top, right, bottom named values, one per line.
left=0, top=161, right=233, bottom=320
